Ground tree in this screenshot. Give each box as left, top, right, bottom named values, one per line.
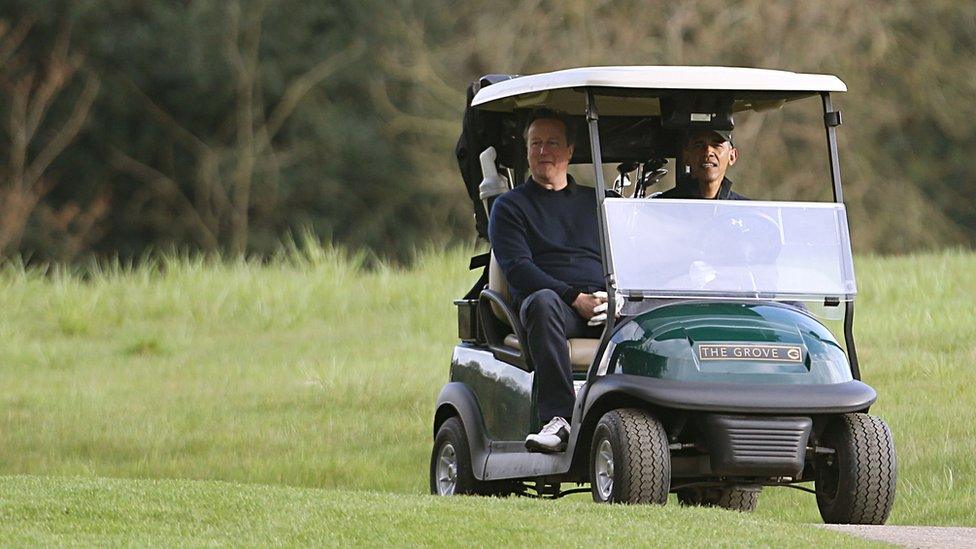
left=108, top=1, right=363, bottom=255
left=1, top=0, right=973, bottom=261
left=0, top=16, right=105, bottom=261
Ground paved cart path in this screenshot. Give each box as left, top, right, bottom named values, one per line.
left=820, top=525, right=976, bottom=548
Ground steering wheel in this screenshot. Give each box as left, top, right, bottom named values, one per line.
left=703, top=211, right=783, bottom=265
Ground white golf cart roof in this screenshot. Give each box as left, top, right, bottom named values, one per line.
left=471, top=66, right=847, bottom=115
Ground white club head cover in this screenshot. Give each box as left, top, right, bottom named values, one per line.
left=587, top=291, right=624, bottom=326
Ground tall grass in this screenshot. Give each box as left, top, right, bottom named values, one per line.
left=0, top=241, right=463, bottom=491
left=0, top=244, right=973, bottom=526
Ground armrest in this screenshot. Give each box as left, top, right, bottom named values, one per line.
left=478, top=289, right=530, bottom=371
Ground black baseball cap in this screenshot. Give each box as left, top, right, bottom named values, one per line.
left=712, top=129, right=733, bottom=145
left=686, top=128, right=734, bottom=146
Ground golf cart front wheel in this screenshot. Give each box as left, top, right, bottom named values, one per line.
left=430, top=417, right=478, bottom=496
left=590, top=408, right=670, bottom=504
left=815, top=413, right=897, bottom=524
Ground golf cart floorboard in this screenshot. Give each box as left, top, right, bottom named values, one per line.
left=482, top=442, right=575, bottom=481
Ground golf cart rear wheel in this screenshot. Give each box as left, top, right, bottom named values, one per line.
left=590, top=408, right=670, bottom=504
left=815, top=413, right=897, bottom=524
left=430, top=417, right=478, bottom=496
left=677, top=486, right=761, bottom=512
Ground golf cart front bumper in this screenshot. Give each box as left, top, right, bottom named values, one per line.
left=700, top=414, right=812, bottom=477
left=584, top=374, right=877, bottom=416
left=582, top=375, right=876, bottom=479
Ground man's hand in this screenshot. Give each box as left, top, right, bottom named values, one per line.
left=588, top=291, right=624, bottom=326
left=572, top=292, right=607, bottom=320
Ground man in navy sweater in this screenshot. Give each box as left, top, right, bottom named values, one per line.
left=488, top=109, right=605, bottom=453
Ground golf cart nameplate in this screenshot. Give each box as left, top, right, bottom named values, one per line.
left=698, top=344, right=803, bottom=362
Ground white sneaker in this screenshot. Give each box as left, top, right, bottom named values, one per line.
left=525, top=416, right=570, bottom=453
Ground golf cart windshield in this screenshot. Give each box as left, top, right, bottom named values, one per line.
left=606, top=199, right=856, bottom=302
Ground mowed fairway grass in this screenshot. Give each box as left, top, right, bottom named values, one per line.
left=0, top=245, right=973, bottom=544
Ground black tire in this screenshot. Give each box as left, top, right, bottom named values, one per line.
left=590, top=408, right=670, bottom=504
left=429, top=417, right=478, bottom=495
left=677, top=486, right=761, bottom=512
left=815, top=413, right=897, bottom=524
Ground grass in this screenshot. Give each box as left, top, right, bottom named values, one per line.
left=0, top=475, right=884, bottom=546
left=0, top=244, right=973, bottom=541
left=0, top=246, right=450, bottom=491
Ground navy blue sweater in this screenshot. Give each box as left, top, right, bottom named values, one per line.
left=488, top=177, right=604, bottom=306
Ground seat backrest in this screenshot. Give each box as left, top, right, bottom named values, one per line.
left=488, top=252, right=512, bottom=327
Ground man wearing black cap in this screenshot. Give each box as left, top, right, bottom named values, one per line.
left=658, top=129, right=747, bottom=200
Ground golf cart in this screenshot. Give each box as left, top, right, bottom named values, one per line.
left=430, top=66, right=896, bottom=525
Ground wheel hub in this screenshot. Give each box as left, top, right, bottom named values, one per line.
left=436, top=442, right=458, bottom=495
left=595, top=439, right=614, bottom=501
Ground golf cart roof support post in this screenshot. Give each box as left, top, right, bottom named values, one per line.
left=822, top=92, right=861, bottom=380
left=586, top=90, right=617, bottom=326
left=580, top=90, right=617, bottom=398
left=585, top=90, right=616, bottom=327
left=845, top=301, right=861, bottom=380
left=821, top=93, right=844, bottom=203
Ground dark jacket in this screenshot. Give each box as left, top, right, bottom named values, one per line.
left=488, top=176, right=604, bottom=306
left=657, top=177, right=747, bottom=200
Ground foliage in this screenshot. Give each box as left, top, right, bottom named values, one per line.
left=0, top=1, right=974, bottom=261
left=0, top=16, right=104, bottom=259
left=0, top=246, right=973, bottom=526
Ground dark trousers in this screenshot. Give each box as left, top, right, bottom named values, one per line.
left=519, top=289, right=602, bottom=425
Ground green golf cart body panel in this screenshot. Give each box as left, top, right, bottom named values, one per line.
left=450, top=345, right=534, bottom=441
left=606, top=301, right=852, bottom=385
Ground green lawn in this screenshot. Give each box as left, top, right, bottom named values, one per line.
left=0, top=475, right=884, bottom=546
left=0, top=245, right=973, bottom=541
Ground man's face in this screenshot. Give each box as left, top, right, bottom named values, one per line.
left=526, top=118, right=574, bottom=185
left=684, top=130, right=738, bottom=186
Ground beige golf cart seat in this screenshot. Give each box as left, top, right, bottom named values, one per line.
left=479, top=252, right=599, bottom=373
